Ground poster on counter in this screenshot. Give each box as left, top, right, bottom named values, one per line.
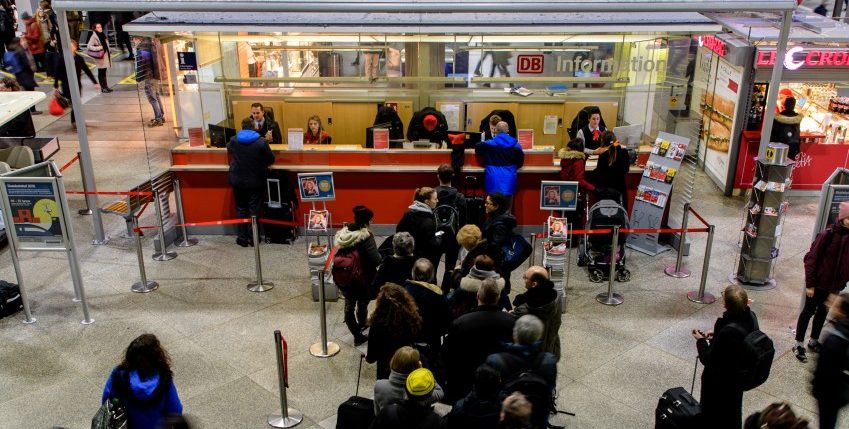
left=287, top=128, right=304, bottom=150
left=539, top=180, right=578, bottom=211
left=439, top=103, right=462, bottom=131
left=543, top=115, right=558, bottom=135
left=518, top=129, right=534, bottom=150
left=2, top=181, right=65, bottom=248
left=698, top=50, right=744, bottom=191
left=297, top=172, right=335, bottom=201
left=372, top=128, right=389, bottom=149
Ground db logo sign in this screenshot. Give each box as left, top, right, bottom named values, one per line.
left=517, top=55, right=544, bottom=74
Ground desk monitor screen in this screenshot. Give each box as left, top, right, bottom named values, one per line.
left=209, top=124, right=236, bottom=148
left=612, top=124, right=643, bottom=150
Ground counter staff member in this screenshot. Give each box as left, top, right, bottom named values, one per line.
left=776, top=88, right=793, bottom=114
left=575, top=110, right=607, bottom=155
left=241, top=102, right=282, bottom=145
left=303, top=114, right=331, bottom=144
left=227, top=128, right=275, bottom=247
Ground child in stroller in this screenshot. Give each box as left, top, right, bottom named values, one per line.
left=578, top=189, right=631, bottom=283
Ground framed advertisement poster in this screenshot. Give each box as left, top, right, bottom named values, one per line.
left=539, top=181, right=578, bottom=211
left=0, top=180, right=65, bottom=249
left=297, top=172, right=335, bottom=201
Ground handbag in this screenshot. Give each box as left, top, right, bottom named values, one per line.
left=87, top=40, right=105, bottom=59
left=501, top=233, right=532, bottom=272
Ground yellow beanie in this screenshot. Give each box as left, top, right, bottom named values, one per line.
left=405, top=368, right=435, bottom=398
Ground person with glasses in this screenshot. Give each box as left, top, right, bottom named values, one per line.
left=482, top=192, right=516, bottom=309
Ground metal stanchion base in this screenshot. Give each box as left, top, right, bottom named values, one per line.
left=664, top=266, right=691, bottom=278
left=91, top=236, right=110, bottom=245
left=152, top=251, right=177, bottom=261
left=687, top=290, right=717, bottom=304
left=81, top=318, right=95, bottom=325
left=247, top=281, right=274, bottom=292
left=132, top=280, right=159, bottom=293
left=595, top=292, right=624, bottom=306
left=176, top=237, right=198, bottom=247
left=728, top=273, right=777, bottom=290
left=268, top=409, right=304, bottom=428
left=309, top=342, right=341, bottom=358
left=78, top=209, right=92, bottom=215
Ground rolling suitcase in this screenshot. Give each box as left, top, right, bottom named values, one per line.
left=262, top=177, right=296, bottom=244
left=336, top=354, right=374, bottom=429
left=462, top=175, right=486, bottom=228
left=655, top=357, right=701, bottom=429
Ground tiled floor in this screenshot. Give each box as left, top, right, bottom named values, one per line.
left=1, top=62, right=846, bottom=428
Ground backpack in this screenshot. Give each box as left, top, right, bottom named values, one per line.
left=332, top=247, right=366, bottom=290
left=434, top=204, right=459, bottom=237
left=91, top=397, right=127, bottom=429
left=0, top=280, right=23, bottom=318
left=496, top=353, right=552, bottom=428
left=730, top=322, right=775, bottom=391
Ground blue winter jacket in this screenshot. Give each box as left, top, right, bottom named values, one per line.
left=102, top=367, right=183, bottom=429
left=227, top=129, right=275, bottom=189
left=475, top=133, right=524, bottom=196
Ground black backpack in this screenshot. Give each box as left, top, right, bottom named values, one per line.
left=435, top=204, right=459, bottom=237
left=495, top=353, right=552, bottom=428
left=730, top=321, right=775, bottom=391
left=0, top=280, right=23, bottom=318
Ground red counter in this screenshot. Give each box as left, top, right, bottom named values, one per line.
left=735, top=131, right=849, bottom=191
left=171, top=145, right=643, bottom=228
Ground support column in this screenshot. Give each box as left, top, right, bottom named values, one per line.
left=757, top=10, right=792, bottom=160
left=57, top=10, right=108, bottom=244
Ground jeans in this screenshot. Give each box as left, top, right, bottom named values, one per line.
left=343, top=293, right=368, bottom=337
left=143, top=80, right=164, bottom=121
left=795, top=287, right=830, bottom=342
left=233, top=186, right=262, bottom=242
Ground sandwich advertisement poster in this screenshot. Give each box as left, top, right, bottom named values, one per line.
left=695, top=48, right=744, bottom=190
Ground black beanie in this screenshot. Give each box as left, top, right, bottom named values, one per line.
left=353, top=205, right=374, bottom=226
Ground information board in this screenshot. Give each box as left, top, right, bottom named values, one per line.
left=826, top=186, right=849, bottom=227
left=297, top=172, right=335, bottom=201
left=627, top=131, right=690, bottom=256
left=2, top=180, right=65, bottom=249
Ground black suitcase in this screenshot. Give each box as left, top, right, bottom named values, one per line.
left=262, top=177, right=297, bottom=244
left=462, top=175, right=486, bottom=228
left=336, top=354, right=374, bottom=429
left=655, top=358, right=701, bottom=429
left=0, top=280, right=23, bottom=318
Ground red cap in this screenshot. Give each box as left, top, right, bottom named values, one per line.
left=778, top=88, right=793, bottom=97
left=423, top=115, right=438, bottom=132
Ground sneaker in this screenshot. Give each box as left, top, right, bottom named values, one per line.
left=807, top=340, right=822, bottom=353
left=794, top=345, right=807, bottom=362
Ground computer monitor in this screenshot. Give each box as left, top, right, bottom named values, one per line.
left=612, top=123, right=643, bottom=150
left=209, top=123, right=236, bottom=148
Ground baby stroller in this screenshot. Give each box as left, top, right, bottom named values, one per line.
left=578, top=193, right=631, bottom=283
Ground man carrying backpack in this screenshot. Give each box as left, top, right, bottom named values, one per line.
left=435, top=164, right=466, bottom=290
left=812, top=291, right=849, bottom=429
left=333, top=205, right=381, bottom=345
left=485, top=315, right=557, bottom=429
left=692, top=285, right=766, bottom=429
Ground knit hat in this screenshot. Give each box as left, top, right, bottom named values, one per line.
left=778, top=88, right=793, bottom=97
left=406, top=368, right=436, bottom=398
left=353, top=205, right=374, bottom=226
left=839, top=201, right=849, bottom=223
left=423, top=115, right=438, bottom=132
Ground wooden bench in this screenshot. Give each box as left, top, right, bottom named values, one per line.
left=100, top=180, right=155, bottom=237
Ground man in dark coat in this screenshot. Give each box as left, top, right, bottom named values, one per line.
left=812, top=291, right=849, bottom=429
left=794, top=201, right=849, bottom=362
left=475, top=122, right=524, bottom=197
left=444, top=365, right=503, bottom=428
left=407, top=106, right=448, bottom=144
left=241, top=102, right=282, bottom=145
left=436, top=164, right=466, bottom=289
left=692, top=285, right=759, bottom=429
left=403, top=259, right=453, bottom=357
left=770, top=96, right=802, bottom=160
left=227, top=129, right=275, bottom=247
left=3, top=38, right=40, bottom=114
left=442, top=278, right=515, bottom=402
left=512, top=266, right=562, bottom=362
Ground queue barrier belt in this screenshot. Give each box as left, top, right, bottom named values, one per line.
left=571, top=227, right=709, bottom=235
left=59, top=154, right=80, bottom=173
left=281, top=336, right=289, bottom=387
left=687, top=206, right=711, bottom=228
left=323, top=247, right=337, bottom=272
left=66, top=191, right=154, bottom=197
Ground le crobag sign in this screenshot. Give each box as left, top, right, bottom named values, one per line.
left=756, top=46, right=849, bottom=70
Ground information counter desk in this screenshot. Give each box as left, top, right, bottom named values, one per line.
left=170, top=144, right=645, bottom=230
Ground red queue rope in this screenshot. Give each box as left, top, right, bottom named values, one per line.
left=687, top=206, right=711, bottom=228
left=59, top=154, right=80, bottom=173
left=281, top=336, right=289, bottom=387
left=66, top=190, right=153, bottom=197
left=134, top=217, right=250, bottom=233
left=323, top=246, right=337, bottom=272
left=571, top=226, right=710, bottom=235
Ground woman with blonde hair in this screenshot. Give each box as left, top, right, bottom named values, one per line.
left=449, top=224, right=502, bottom=290
left=366, top=284, right=423, bottom=379
left=303, top=114, right=331, bottom=144
left=373, top=346, right=444, bottom=414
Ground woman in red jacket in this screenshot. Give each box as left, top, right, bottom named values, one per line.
left=558, top=137, right=595, bottom=230
left=21, top=12, right=46, bottom=72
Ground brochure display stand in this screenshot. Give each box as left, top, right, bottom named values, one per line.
left=538, top=180, right=578, bottom=314
left=627, top=131, right=690, bottom=256
left=297, top=172, right=338, bottom=302
left=734, top=144, right=793, bottom=288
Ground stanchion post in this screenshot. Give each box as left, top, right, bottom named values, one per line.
left=529, top=233, right=536, bottom=267
left=665, top=203, right=692, bottom=278
left=247, top=216, right=274, bottom=292
left=688, top=224, right=717, bottom=304
left=310, top=270, right=340, bottom=358
left=173, top=178, right=197, bottom=247
left=596, top=226, right=624, bottom=306
left=268, top=330, right=303, bottom=428
left=76, top=151, right=92, bottom=215
left=131, top=217, right=159, bottom=293
left=151, top=190, right=177, bottom=261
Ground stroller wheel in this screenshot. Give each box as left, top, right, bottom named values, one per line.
left=616, top=269, right=631, bottom=283
left=588, top=268, right=605, bottom=283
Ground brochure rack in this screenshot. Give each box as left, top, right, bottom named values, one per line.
left=543, top=216, right=571, bottom=314
left=627, top=131, right=690, bottom=256
left=305, top=202, right=337, bottom=301
left=734, top=156, right=792, bottom=287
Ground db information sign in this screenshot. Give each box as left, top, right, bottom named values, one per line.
left=517, top=55, right=544, bottom=74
